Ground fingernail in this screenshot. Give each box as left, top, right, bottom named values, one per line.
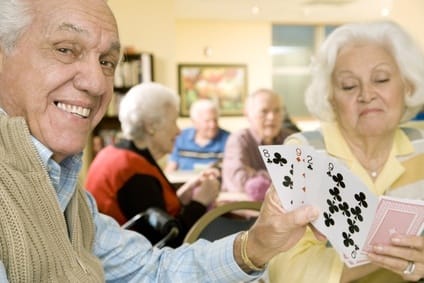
left=308, top=207, right=320, bottom=220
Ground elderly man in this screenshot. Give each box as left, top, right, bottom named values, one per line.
left=0, top=0, right=319, bottom=281
left=166, top=99, right=229, bottom=172
left=221, top=88, right=296, bottom=201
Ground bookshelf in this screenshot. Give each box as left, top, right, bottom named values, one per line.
left=81, top=51, right=154, bottom=180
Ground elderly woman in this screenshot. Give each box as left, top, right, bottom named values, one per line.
left=268, top=21, right=424, bottom=283
left=85, top=82, right=220, bottom=247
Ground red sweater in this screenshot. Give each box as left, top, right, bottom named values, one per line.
left=85, top=146, right=181, bottom=225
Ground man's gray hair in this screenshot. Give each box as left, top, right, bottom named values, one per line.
left=189, top=99, right=219, bottom=120
left=0, top=0, right=33, bottom=54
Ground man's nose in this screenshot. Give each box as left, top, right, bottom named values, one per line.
left=73, top=56, right=108, bottom=96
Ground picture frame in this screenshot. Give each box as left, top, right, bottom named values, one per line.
left=178, top=63, right=248, bottom=116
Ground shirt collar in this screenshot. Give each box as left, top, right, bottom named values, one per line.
left=32, top=135, right=83, bottom=211
left=321, top=121, right=414, bottom=160
left=0, top=106, right=83, bottom=211
left=188, top=127, right=196, bottom=141
left=248, top=127, right=284, bottom=145
left=320, top=121, right=412, bottom=195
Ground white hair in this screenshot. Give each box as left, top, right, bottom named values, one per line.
left=0, top=0, right=33, bottom=54
left=189, top=99, right=219, bottom=120
left=245, top=88, right=282, bottom=112
left=305, top=20, right=424, bottom=122
left=119, top=82, right=180, bottom=141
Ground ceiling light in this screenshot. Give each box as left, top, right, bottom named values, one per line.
left=251, top=5, right=260, bottom=15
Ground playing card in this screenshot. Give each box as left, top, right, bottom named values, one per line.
left=308, top=154, right=379, bottom=267
left=259, top=145, right=308, bottom=210
left=363, top=196, right=424, bottom=252
left=301, top=147, right=327, bottom=206
left=259, top=144, right=424, bottom=268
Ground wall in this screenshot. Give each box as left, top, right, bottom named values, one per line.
left=107, top=0, right=424, bottom=133
left=391, top=0, right=424, bottom=50
left=175, top=19, right=272, bottom=93
left=175, top=19, right=271, bottom=132
left=108, top=0, right=176, bottom=87
left=77, top=0, right=424, bottom=180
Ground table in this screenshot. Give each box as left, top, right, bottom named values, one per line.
left=165, top=170, right=198, bottom=188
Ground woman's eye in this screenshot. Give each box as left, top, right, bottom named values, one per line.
left=376, top=78, right=389, bottom=83
left=342, top=85, right=356, bottom=91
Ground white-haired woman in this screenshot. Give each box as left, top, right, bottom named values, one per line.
left=269, top=20, right=424, bottom=283
left=85, top=82, right=220, bottom=247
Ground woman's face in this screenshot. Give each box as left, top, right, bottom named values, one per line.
left=331, top=43, right=408, bottom=138
left=149, top=105, right=180, bottom=158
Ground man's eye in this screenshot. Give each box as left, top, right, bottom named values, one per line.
left=54, top=46, right=78, bottom=63
left=57, top=47, right=72, bottom=54
left=100, top=60, right=116, bottom=76
left=100, top=60, right=116, bottom=69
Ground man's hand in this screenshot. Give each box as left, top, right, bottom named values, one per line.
left=234, top=185, right=319, bottom=270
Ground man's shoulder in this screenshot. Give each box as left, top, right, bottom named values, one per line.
left=217, top=128, right=231, bottom=138
left=227, top=128, right=255, bottom=144
left=176, top=127, right=196, bottom=140
left=180, top=127, right=196, bottom=134
left=229, top=127, right=250, bottom=137
left=219, top=127, right=230, bottom=134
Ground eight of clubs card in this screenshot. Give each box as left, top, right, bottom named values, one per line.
left=259, top=145, right=307, bottom=210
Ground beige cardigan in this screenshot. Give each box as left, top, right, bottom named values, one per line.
left=0, top=115, right=104, bottom=282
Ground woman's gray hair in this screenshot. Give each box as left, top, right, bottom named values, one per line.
left=119, top=82, right=180, bottom=141
left=305, top=20, right=424, bottom=122
left=0, top=0, right=33, bottom=54
left=189, top=99, right=219, bottom=120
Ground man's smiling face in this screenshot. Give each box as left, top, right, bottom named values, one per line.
left=0, top=0, right=121, bottom=162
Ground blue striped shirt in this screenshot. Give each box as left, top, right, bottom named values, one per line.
left=0, top=127, right=261, bottom=282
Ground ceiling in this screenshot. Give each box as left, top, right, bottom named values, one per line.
left=174, top=0, right=390, bottom=23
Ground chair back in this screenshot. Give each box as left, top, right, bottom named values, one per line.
left=184, top=201, right=262, bottom=244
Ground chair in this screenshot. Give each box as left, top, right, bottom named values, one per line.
left=183, top=201, right=262, bottom=244
left=122, top=207, right=180, bottom=248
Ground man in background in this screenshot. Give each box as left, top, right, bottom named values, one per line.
left=0, top=0, right=321, bottom=280
left=166, top=99, right=229, bottom=172
left=221, top=88, right=297, bottom=201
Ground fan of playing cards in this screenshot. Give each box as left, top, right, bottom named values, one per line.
left=259, top=144, right=424, bottom=267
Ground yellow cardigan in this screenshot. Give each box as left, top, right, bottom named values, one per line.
left=268, top=122, right=424, bottom=283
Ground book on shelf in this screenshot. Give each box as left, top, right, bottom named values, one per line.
left=114, top=52, right=153, bottom=89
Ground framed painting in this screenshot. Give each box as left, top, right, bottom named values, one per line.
left=178, top=64, right=248, bottom=116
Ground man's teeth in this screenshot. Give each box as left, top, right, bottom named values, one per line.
left=57, top=102, right=91, bottom=118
